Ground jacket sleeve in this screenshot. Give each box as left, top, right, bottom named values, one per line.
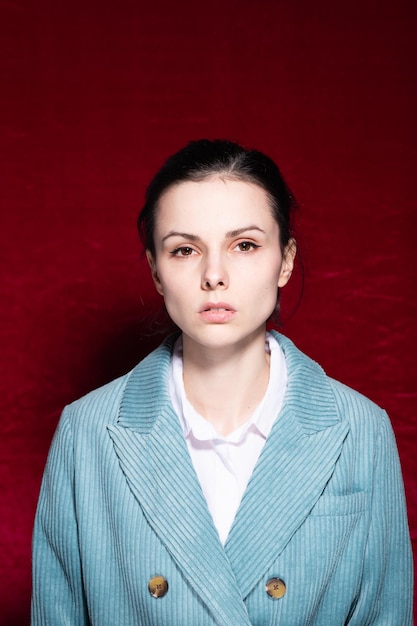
left=347, top=412, right=413, bottom=624
left=31, top=408, right=90, bottom=625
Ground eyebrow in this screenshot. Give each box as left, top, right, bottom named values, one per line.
left=161, top=225, right=266, bottom=243
left=162, top=231, right=200, bottom=243
left=226, top=225, right=266, bottom=238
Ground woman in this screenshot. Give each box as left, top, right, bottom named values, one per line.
left=32, top=139, right=413, bottom=625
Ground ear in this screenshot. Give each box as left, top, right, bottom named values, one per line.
left=278, top=238, right=297, bottom=288
left=146, top=250, right=164, bottom=296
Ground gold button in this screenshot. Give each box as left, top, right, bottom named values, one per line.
left=148, top=575, right=169, bottom=598
left=265, top=577, right=286, bottom=599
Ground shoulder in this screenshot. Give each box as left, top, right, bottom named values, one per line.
left=62, top=334, right=177, bottom=432
left=327, top=376, right=385, bottom=419
left=271, top=330, right=389, bottom=433
left=326, top=377, right=392, bottom=447
left=64, top=374, right=129, bottom=426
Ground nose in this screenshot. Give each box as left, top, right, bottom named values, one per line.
left=201, top=254, right=229, bottom=290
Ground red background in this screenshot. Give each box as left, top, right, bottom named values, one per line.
left=1, top=1, right=416, bottom=623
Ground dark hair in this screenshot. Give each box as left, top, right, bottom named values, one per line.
left=137, top=139, right=297, bottom=258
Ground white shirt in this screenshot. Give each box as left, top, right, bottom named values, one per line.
left=168, top=333, right=287, bottom=545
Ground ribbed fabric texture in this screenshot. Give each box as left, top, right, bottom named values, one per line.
left=31, top=332, right=413, bottom=625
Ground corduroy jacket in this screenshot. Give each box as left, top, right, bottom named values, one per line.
left=31, top=332, right=413, bottom=625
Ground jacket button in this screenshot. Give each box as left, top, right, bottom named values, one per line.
left=148, top=575, right=169, bottom=598
left=265, top=577, right=286, bottom=599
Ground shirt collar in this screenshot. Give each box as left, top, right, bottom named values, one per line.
left=168, top=332, right=287, bottom=444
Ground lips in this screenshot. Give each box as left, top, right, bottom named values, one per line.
left=199, top=302, right=235, bottom=313
left=198, top=302, right=236, bottom=323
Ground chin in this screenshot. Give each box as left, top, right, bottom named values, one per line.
left=183, top=325, right=266, bottom=350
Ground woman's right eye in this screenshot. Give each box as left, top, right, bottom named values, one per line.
left=171, top=246, right=195, bottom=256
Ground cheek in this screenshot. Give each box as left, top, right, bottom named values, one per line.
left=157, top=258, right=199, bottom=297
left=159, top=280, right=190, bottom=314
left=259, top=256, right=283, bottom=290
left=247, top=273, right=280, bottom=311
left=159, top=269, right=184, bottom=292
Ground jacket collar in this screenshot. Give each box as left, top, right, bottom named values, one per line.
left=116, top=331, right=341, bottom=435
left=108, top=332, right=349, bottom=615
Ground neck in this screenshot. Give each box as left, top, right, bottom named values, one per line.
left=182, top=331, right=270, bottom=436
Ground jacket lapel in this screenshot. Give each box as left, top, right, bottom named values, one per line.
left=224, top=333, right=350, bottom=599
left=107, top=336, right=252, bottom=626
left=107, top=333, right=350, bottom=613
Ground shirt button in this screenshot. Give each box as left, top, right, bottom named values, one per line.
left=148, top=575, right=169, bottom=598
left=265, top=577, right=286, bottom=599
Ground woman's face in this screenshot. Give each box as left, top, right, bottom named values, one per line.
left=147, top=177, right=295, bottom=353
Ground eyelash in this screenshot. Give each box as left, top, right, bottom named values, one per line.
left=235, top=241, right=260, bottom=252
left=170, top=246, right=196, bottom=257
left=170, top=242, right=261, bottom=256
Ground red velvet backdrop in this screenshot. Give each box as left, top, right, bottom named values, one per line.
left=1, top=1, right=416, bottom=623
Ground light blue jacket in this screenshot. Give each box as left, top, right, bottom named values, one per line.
left=32, top=332, right=413, bottom=625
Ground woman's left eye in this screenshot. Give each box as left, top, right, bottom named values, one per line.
left=235, top=241, right=259, bottom=252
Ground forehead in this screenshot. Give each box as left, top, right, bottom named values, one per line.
left=155, top=177, right=275, bottom=231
